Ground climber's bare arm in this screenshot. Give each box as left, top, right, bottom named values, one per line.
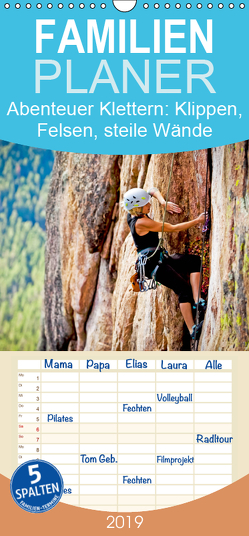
left=148, top=187, right=182, bottom=214
left=136, top=213, right=206, bottom=235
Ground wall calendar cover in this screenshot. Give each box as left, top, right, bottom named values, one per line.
left=0, top=1, right=249, bottom=534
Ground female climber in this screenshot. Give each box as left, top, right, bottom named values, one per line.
left=124, top=186, right=206, bottom=340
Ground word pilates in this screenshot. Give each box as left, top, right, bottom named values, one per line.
left=35, top=19, right=215, bottom=95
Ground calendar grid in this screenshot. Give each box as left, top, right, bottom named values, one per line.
left=17, top=357, right=233, bottom=512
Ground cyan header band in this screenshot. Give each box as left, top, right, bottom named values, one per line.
left=0, top=3, right=248, bottom=154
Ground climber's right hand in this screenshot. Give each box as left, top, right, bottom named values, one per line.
left=197, top=212, right=206, bottom=224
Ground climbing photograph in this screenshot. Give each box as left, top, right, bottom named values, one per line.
left=0, top=142, right=248, bottom=352
left=41, top=146, right=249, bottom=352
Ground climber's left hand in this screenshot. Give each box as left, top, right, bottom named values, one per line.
left=163, top=201, right=182, bottom=214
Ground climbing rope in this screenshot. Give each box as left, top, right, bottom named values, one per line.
left=135, top=154, right=175, bottom=291
left=137, top=153, right=174, bottom=292
left=193, top=154, right=209, bottom=351
left=146, top=153, right=175, bottom=261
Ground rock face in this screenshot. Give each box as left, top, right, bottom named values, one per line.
left=201, top=143, right=249, bottom=350
left=41, top=143, right=249, bottom=351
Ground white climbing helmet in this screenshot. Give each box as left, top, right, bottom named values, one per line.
left=123, top=188, right=151, bottom=211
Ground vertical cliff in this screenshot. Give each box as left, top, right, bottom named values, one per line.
left=40, top=143, right=249, bottom=351
left=201, top=143, right=249, bottom=350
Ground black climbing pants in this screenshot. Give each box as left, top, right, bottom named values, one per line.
left=144, top=252, right=201, bottom=304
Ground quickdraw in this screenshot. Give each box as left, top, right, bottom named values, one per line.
left=136, top=250, right=157, bottom=292
left=131, top=248, right=166, bottom=293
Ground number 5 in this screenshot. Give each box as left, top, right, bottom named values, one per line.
left=28, top=464, right=41, bottom=484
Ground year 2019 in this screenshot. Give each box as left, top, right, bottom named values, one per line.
left=107, top=516, right=143, bottom=529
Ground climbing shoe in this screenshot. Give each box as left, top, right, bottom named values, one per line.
left=193, top=298, right=206, bottom=312
left=191, top=321, right=204, bottom=340
left=193, top=298, right=206, bottom=322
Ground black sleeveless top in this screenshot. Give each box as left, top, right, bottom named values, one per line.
left=127, top=214, right=159, bottom=252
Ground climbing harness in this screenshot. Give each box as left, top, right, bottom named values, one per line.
left=137, top=248, right=156, bottom=292
left=132, top=247, right=166, bottom=292
left=130, top=154, right=175, bottom=293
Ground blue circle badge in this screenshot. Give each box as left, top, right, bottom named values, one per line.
left=10, top=460, right=64, bottom=513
